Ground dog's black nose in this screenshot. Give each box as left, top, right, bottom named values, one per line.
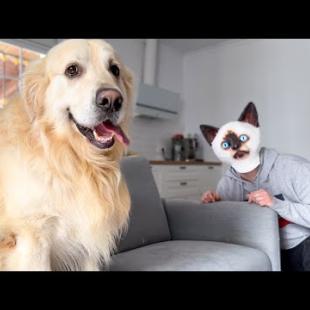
left=96, top=88, right=123, bottom=112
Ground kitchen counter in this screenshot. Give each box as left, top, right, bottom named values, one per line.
left=150, top=160, right=222, bottom=166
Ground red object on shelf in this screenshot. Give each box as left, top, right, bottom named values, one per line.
left=172, top=133, right=184, bottom=140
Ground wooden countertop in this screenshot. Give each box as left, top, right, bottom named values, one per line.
left=150, top=160, right=222, bottom=166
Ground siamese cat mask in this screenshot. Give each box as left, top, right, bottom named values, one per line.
left=200, top=102, right=261, bottom=174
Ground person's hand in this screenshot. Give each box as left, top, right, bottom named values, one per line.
left=247, top=189, right=274, bottom=207
left=201, top=191, right=221, bottom=204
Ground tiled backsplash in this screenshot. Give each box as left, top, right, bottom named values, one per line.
left=129, top=116, right=184, bottom=160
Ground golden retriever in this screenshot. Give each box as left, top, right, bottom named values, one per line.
left=0, top=39, right=134, bottom=271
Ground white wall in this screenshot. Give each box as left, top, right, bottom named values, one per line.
left=183, top=39, right=310, bottom=161
left=106, top=39, right=184, bottom=160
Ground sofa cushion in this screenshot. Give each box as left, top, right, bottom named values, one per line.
left=109, top=240, right=272, bottom=271
left=118, top=157, right=171, bottom=252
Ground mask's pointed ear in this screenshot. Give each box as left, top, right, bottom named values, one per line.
left=238, top=102, right=259, bottom=127
left=200, top=125, right=219, bottom=146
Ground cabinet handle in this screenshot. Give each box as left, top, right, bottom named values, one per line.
left=180, top=166, right=187, bottom=170
left=208, top=166, right=214, bottom=170
left=180, top=182, right=188, bottom=186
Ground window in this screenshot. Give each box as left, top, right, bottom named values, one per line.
left=0, top=41, right=45, bottom=108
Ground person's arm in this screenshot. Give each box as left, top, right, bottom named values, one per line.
left=201, top=177, right=228, bottom=203
left=269, top=163, right=310, bottom=228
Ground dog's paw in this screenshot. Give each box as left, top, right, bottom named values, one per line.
left=0, top=233, right=16, bottom=250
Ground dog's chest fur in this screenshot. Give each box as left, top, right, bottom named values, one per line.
left=0, top=148, right=121, bottom=270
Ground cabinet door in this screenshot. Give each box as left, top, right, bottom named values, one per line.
left=151, top=164, right=222, bottom=201
left=161, top=179, right=200, bottom=199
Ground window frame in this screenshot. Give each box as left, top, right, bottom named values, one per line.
left=0, top=40, right=49, bottom=107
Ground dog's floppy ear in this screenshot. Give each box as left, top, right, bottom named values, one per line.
left=22, top=58, right=49, bottom=122
left=121, top=65, right=135, bottom=132
left=200, top=125, right=219, bottom=146
left=238, top=102, right=259, bottom=127
left=122, top=65, right=134, bottom=104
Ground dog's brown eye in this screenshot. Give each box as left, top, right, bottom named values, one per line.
left=65, top=63, right=82, bottom=78
left=110, top=64, right=120, bottom=78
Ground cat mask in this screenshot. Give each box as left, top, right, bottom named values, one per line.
left=200, top=102, right=261, bottom=173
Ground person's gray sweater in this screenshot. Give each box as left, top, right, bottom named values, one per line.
left=217, top=147, right=310, bottom=249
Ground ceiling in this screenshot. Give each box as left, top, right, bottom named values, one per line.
left=2, top=38, right=231, bottom=55
left=160, top=39, right=230, bottom=53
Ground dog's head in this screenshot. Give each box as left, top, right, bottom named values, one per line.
left=22, top=39, right=134, bottom=154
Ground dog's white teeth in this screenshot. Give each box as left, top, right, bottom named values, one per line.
left=93, top=130, right=113, bottom=143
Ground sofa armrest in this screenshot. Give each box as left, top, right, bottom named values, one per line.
left=163, top=199, right=281, bottom=271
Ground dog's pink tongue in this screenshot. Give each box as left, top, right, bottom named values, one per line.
left=94, top=122, right=129, bottom=146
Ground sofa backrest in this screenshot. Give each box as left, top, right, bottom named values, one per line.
left=117, top=156, right=171, bottom=252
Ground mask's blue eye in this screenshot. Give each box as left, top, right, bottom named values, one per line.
left=221, top=141, right=231, bottom=150
left=239, top=134, right=249, bottom=142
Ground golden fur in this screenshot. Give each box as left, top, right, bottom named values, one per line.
left=0, top=39, right=134, bottom=271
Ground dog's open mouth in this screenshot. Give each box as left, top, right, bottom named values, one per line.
left=234, top=150, right=250, bottom=160
left=69, top=112, right=129, bottom=150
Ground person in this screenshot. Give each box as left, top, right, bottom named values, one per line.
left=200, top=102, right=310, bottom=271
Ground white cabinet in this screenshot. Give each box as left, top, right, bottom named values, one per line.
left=151, top=163, right=222, bottom=202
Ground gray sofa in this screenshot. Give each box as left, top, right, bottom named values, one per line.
left=108, top=156, right=281, bottom=271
